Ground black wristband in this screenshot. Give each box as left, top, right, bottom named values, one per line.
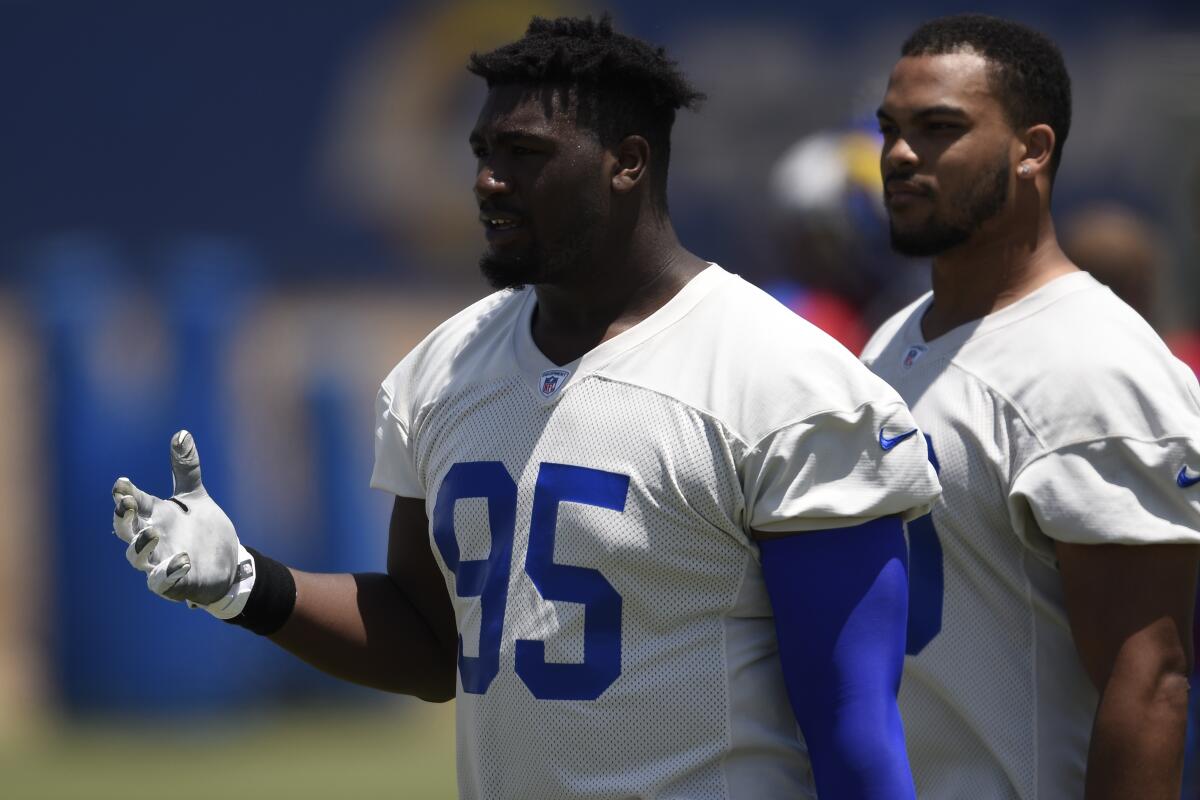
left=225, top=546, right=296, bottom=636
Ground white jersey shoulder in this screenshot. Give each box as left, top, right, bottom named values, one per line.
left=600, top=270, right=910, bottom=438
left=592, top=269, right=940, bottom=531
left=882, top=273, right=1200, bottom=546
left=380, top=288, right=525, bottom=424
left=372, top=288, right=525, bottom=498
left=954, top=273, right=1200, bottom=449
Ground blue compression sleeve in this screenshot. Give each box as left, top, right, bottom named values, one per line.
left=759, top=515, right=915, bottom=800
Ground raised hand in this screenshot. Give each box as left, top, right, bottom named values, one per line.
left=112, top=430, right=243, bottom=607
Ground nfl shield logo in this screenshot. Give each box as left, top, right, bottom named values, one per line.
left=540, top=368, right=570, bottom=397
left=902, top=345, right=928, bottom=369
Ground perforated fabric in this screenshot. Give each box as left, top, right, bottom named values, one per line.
left=373, top=264, right=940, bottom=799
left=863, top=271, right=1200, bottom=799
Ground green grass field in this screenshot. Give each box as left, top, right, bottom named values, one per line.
left=0, top=702, right=458, bottom=800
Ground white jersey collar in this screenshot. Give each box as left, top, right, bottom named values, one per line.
left=903, top=270, right=1100, bottom=353
left=511, top=263, right=729, bottom=402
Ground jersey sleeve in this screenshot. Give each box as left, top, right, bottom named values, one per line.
left=1009, top=435, right=1200, bottom=545
left=742, top=400, right=941, bottom=534
left=369, top=384, right=424, bottom=499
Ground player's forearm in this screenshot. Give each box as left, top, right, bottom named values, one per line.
left=268, top=569, right=456, bottom=702
left=1083, top=638, right=1190, bottom=800
left=801, top=696, right=913, bottom=799
left=1057, top=543, right=1197, bottom=800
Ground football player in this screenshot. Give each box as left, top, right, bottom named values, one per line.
left=866, top=14, right=1200, bottom=799
left=112, top=16, right=940, bottom=799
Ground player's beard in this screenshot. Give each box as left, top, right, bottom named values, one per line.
left=478, top=199, right=604, bottom=290
left=479, top=245, right=542, bottom=290
left=888, top=155, right=1010, bottom=257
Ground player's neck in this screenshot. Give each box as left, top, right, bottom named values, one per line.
left=531, top=218, right=707, bottom=365
left=923, top=212, right=1077, bottom=341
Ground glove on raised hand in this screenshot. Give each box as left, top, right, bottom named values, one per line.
left=112, top=430, right=254, bottom=618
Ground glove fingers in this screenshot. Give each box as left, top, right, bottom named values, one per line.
left=112, top=476, right=157, bottom=518
left=112, top=495, right=138, bottom=543
left=126, top=525, right=161, bottom=571
left=169, top=430, right=204, bottom=497
left=148, top=552, right=191, bottom=599
left=160, top=554, right=194, bottom=601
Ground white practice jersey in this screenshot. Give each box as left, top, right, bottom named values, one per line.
left=863, top=271, right=1200, bottom=799
left=372, top=264, right=940, bottom=800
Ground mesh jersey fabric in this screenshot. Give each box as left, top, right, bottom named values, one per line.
left=371, top=264, right=940, bottom=799
left=862, top=270, right=1200, bottom=799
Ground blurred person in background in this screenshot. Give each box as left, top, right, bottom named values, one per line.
left=865, top=13, right=1200, bottom=800
left=107, top=15, right=940, bottom=800
left=765, top=129, right=928, bottom=354
left=1061, top=203, right=1200, bottom=376
left=1061, top=204, right=1163, bottom=323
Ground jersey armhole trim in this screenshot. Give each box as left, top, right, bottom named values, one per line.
left=378, top=399, right=425, bottom=495
left=380, top=399, right=410, bottom=436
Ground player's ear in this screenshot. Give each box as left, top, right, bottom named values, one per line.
left=611, top=135, right=650, bottom=194
left=1018, top=124, right=1055, bottom=180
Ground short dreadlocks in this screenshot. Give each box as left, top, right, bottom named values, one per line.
left=468, top=15, right=705, bottom=207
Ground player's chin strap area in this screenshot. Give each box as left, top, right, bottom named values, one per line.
left=188, top=543, right=257, bottom=620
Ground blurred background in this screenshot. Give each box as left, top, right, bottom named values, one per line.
left=1, top=1, right=1198, bottom=797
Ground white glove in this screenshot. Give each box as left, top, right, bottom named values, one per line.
left=111, top=430, right=255, bottom=618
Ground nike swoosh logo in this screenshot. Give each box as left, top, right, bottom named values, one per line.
left=1178, top=466, right=1200, bottom=489
left=879, top=427, right=920, bottom=451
